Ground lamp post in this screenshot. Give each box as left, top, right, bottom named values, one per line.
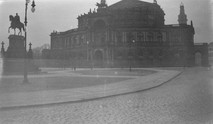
left=132, top=39, right=135, bottom=68
left=23, top=0, right=36, bottom=83
left=86, top=41, right=89, bottom=61
left=129, top=39, right=135, bottom=72
left=110, top=41, right=114, bottom=68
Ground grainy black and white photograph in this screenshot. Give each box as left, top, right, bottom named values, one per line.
left=0, top=0, right=213, bottom=123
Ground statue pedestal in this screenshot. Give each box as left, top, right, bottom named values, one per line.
left=2, top=35, right=40, bottom=75
left=6, top=35, right=25, bottom=58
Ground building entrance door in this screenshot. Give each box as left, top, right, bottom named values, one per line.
left=94, top=50, right=103, bottom=67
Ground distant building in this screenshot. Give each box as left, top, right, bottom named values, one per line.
left=33, top=44, right=50, bottom=59
left=44, top=0, right=208, bottom=67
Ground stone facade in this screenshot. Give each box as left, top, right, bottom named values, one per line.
left=44, top=0, right=200, bottom=67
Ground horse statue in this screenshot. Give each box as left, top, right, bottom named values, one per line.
left=8, top=14, right=25, bottom=36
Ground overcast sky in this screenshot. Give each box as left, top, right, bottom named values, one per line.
left=0, top=0, right=212, bottom=48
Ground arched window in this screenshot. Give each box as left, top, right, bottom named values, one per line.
left=138, top=32, right=144, bottom=41
left=66, top=37, right=69, bottom=48
left=116, top=32, right=122, bottom=45
left=79, top=35, right=84, bottom=45
left=69, top=37, right=72, bottom=48
left=137, top=32, right=144, bottom=45
left=157, top=32, right=163, bottom=42
left=147, top=32, right=154, bottom=42
left=127, top=32, right=134, bottom=44
left=76, top=36, right=80, bottom=46
left=73, top=36, right=77, bottom=46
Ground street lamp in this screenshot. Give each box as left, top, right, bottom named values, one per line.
left=86, top=41, right=89, bottom=61
left=23, top=0, right=36, bottom=83
left=110, top=41, right=114, bottom=67
left=86, top=41, right=93, bottom=70
left=129, top=39, right=135, bottom=72
left=132, top=39, right=135, bottom=68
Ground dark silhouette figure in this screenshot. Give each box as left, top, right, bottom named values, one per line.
left=96, top=0, right=107, bottom=8
left=15, top=13, right=20, bottom=23
left=8, top=14, right=25, bottom=35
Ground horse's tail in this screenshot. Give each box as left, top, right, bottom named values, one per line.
left=9, top=15, right=13, bottom=21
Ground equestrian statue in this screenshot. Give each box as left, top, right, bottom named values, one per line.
left=8, top=13, right=25, bottom=36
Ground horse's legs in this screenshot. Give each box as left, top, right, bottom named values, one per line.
left=14, top=29, right=16, bottom=35
left=22, top=26, right=25, bottom=32
left=18, top=28, right=22, bottom=35
left=18, top=28, right=20, bottom=35
left=8, top=27, right=11, bottom=33
left=20, top=27, right=23, bottom=35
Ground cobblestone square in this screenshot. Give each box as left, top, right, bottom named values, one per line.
left=0, top=67, right=212, bottom=123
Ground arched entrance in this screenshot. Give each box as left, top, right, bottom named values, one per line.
left=195, top=52, right=202, bottom=66
left=194, top=43, right=209, bottom=67
left=94, top=50, right=103, bottom=67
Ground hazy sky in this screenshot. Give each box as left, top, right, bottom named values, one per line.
left=0, top=0, right=212, bottom=48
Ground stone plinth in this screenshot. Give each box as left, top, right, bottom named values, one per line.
left=2, top=35, right=40, bottom=75
left=6, top=35, right=25, bottom=58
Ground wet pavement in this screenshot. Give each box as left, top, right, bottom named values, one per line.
left=0, top=67, right=212, bottom=124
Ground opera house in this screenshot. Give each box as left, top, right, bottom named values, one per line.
left=43, top=0, right=209, bottom=67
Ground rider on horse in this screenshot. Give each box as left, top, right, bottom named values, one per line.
left=8, top=13, right=25, bottom=36
left=15, top=13, right=20, bottom=23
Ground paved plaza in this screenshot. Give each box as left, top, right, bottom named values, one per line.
left=0, top=68, right=179, bottom=107
left=0, top=68, right=155, bottom=94
left=0, top=67, right=212, bottom=123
